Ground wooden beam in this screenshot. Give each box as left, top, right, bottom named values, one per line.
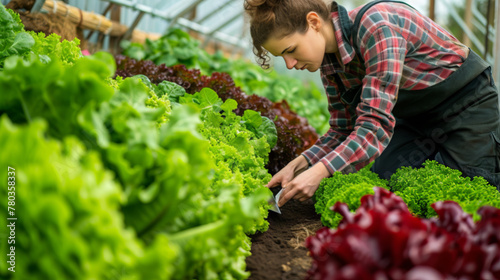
left=109, top=5, right=121, bottom=55
left=41, top=0, right=160, bottom=43
left=429, top=0, right=435, bottom=20
left=463, top=0, right=474, bottom=47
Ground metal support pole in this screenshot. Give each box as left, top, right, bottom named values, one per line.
left=196, top=0, right=233, bottom=24
left=122, top=11, right=145, bottom=41
left=31, top=0, right=46, bottom=13
left=444, top=0, right=485, bottom=54
left=231, top=21, right=248, bottom=58
left=494, top=0, right=500, bottom=87
left=101, top=0, right=165, bottom=18
left=472, top=4, right=496, bottom=39
left=99, top=0, right=249, bottom=49
left=485, top=0, right=493, bottom=58
left=201, top=11, right=243, bottom=48
left=166, top=0, right=204, bottom=30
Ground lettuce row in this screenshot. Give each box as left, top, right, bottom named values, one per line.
left=120, top=103, right=269, bottom=279
left=121, top=28, right=232, bottom=76
left=1, top=6, right=287, bottom=278
left=306, top=187, right=500, bottom=279
left=390, top=160, right=500, bottom=220
left=178, top=88, right=276, bottom=233
left=120, top=28, right=330, bottom=135
left=113, top=55, right=319, bottom=176
left=313, top=165, right=389, bottom=228
left=0, top=50, right=268, bottom=279
left=0, top=117, right=176, bottom=280
left=0, top=5, right=81, bottom=68
left=114, top=75, right=275, bottom=234
left=314, top=160, right=500, bottom=228
left=229, top=60, right=330, bottom=135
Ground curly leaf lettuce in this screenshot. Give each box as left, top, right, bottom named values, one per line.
left=390, top=160, right=500, bottom=220
left=29, top=31, right=81, bottom=65
left=177, top=88, right=274, bottom=233
left=314, top=165, right=388, bottom=228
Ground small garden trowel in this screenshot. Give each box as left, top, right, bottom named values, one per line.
left=268, top=188, right=283, bottom=214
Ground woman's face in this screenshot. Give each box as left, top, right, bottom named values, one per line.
left=263, top=27, right=326, bottom=72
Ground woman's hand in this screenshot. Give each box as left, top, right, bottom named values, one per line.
left=277, top=163, right=330, bottom=207
left=267, top=155, right=310, bottom=189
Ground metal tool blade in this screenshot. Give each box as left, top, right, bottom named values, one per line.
left=268, top=188, right=283, bottom=214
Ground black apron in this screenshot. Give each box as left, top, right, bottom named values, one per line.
left=331, top=0, right=500, bottom=188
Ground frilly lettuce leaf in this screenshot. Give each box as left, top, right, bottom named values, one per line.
left=314, top=165, right=388, bottom=228
left=390, top=160, right=500, bottom=220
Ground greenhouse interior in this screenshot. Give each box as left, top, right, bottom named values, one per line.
left=1, top=0, right=500, bottom=279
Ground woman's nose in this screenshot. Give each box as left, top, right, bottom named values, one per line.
left=283, top=55, right=297, bottom=69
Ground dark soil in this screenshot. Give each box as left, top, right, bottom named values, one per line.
left=246, top=195, right=324, bottom=280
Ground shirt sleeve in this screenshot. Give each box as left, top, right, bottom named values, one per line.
left=301, top=76, right=355, bottom=166
left=304, top=25, right=406, bottom=174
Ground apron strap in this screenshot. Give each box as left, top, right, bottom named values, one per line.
left=334, top=0, right=415, bottom=62
left=394, top=50, right=490, bottom=118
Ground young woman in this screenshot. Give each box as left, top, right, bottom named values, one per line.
left=244, top=0, right=500, bottom=206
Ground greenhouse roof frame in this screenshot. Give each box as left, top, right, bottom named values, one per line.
left=100, top=0, right=250, bottom=51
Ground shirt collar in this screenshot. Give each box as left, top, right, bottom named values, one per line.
left=320, top=2, right=356, bottom=75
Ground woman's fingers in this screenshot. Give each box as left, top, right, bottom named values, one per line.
left=297, top=195, right=311, bottom=202
left=277, top=165, right=329, bottom=206
left=291, top=188, right=314, bottom=203
left=266, top=164, right=296, bottom=188
left=266, top=175, right=281, bottom=188
left=277, top=186, right=296, bottom=207
left=278, top=189, right=310, bottom=206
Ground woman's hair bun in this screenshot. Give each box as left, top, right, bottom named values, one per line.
left=244, top=0, right=282, bottom=21
left=244, top=0, right=283, bottom=10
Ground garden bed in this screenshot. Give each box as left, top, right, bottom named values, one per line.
left=247, top=198, right=323, bottom=280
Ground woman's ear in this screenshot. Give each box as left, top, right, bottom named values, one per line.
left=306, top=11, right=322, bottom=31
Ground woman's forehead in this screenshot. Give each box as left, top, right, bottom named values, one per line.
left=262, top=33, right=300, bottom=56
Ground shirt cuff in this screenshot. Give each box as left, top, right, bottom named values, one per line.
left=301, top=150, right=320, bottom=166
left=320, top=157, right=337, bottom=175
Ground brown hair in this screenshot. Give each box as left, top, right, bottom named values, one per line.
left=244, top=0, right=330, bottom=69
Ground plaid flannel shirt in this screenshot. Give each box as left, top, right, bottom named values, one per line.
left=302, top=2, right=469, bottom=174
